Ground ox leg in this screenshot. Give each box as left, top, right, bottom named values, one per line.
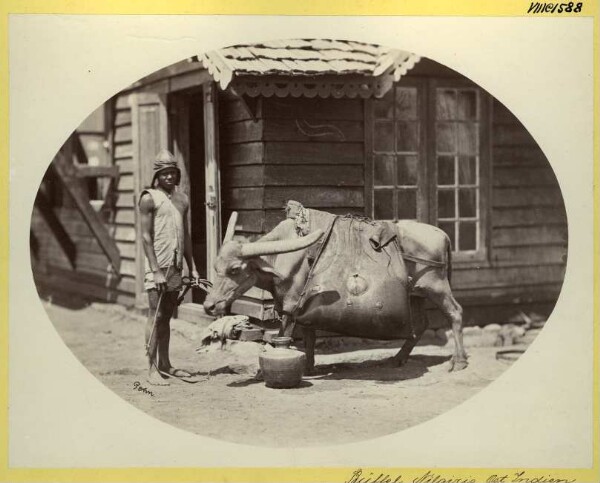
left=278, top=314, right=295, bottom=338
left=394, top=296, right=428, bottom=366
left=302, top=327, right=316, bottom=375
left=416, top=274, right=467, bottom=372
left=444, top=293, right=467, bottom=372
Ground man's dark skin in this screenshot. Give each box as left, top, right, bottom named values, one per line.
left=139, top=167, right=198, bottom=385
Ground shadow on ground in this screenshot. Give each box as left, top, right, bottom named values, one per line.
left=224, top=353, right=450, bottom=388
left=313, top=354, right=450, bottom=382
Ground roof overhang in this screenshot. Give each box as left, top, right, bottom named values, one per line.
left=200, top=41, right=420, bottom=99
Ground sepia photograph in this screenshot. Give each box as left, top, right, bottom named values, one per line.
left=29, top=38, right=568, bottom=446
left=6, top=11, right=596, bottom=481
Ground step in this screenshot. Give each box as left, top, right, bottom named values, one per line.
left=177, top=302, right=214, bottom=329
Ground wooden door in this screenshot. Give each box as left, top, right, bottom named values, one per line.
left=131, top=92, right=169, bottom=308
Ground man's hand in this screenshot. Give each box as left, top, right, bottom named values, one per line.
left=184, top=270, right=212, bottom=292
left=154, top=268, right=167, bottom=293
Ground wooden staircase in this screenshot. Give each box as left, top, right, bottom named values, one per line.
left=34, top=133, right=121, bottom=274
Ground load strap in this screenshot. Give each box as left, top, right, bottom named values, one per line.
left=400, top=253, right=446, bottom=267
left=291, top=215, right=339, bottom=318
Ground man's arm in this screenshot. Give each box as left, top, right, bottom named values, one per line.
left=139, top=193, right=167, bottom=292
left=183, top=205, right=198, bottom=279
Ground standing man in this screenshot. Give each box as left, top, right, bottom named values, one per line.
left=139, top=149, right=198, bottom=385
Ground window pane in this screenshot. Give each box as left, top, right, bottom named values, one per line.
left=437, top=155, right=455, bottom=185
left=458, top=188, right=477, bottom=217
left=397, top=155, right=418, bottom=185
left=459, top=221, right=477, bottom=250
left=458, top=156, right=477, bottom=185
left=374, top=154, right=395, bottom=186
left=438, top=189, right=455, bottom=218
left=374, top=121, right=394, bottom=151
left=457, top=123, right=478, bottom=155
left=374, top=190, right=394, bottom=219
left=373, top=91, right=394, bottom=119
left=457, top=90, right=478, bottom=120
left=397, top=190, right=417, bottom=219
left=396, top=121, right=419, bottom=152
left=437, top=89, right=456, bottom=120
left=439, top=221, right=456, bottom=246
left=436, top=122, right=456, bottom=153
left=395, top=87, right=418, bottom=120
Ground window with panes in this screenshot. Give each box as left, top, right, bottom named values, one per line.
left=369, top=80, right=488, bottom=258
left=372, top=85, right=422, bottom=221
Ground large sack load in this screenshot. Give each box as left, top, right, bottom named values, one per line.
left=289, top=204, right=414, bottom=340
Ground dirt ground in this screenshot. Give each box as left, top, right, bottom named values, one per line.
left=42, top=299, right=530, bottom=447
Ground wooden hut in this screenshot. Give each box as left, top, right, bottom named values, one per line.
left=31, top=39, right=567, bottom=327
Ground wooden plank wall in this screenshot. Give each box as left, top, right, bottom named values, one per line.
left=220, top=95, right=366, bottom=237
left=111, top=93, right=138, bottom=300
left=219, top=96, right=263, bottom=238
left=219, top=90, right=566, bottom=324
left=451, top=100, right=567, bottom=310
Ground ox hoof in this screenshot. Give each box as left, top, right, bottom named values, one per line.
left=448, top=358, right=468, bottom=372
left=304, top=367, right=316, bottom=377
left=394, top=355, right=410, bottom=367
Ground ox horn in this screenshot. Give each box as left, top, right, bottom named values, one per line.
left=223, top=211, right=238, bottom=244
left=240, top=229, right=324, bottom=258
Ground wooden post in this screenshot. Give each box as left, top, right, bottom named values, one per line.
left=34, top=189, right=77, bottom=269
left=364, top=98, right=373, bottom=218
left=203, top=82, right=221, bottom=281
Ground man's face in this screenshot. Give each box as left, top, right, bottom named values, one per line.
left=156, top=168, right=179, bottom=190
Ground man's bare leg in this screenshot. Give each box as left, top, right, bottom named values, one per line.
left=146, top=289, right=170, bottom=385
left=156, top=291, right=192, bottom=378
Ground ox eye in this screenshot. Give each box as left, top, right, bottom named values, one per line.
left=229, top=266, right=241, bottom=275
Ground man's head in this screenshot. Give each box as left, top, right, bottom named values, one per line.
left=152, top=149, right=181, bottom=189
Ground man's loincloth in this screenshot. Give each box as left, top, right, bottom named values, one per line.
left=144, top=267, right=183, bottom=292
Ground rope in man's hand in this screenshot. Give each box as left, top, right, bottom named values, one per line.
left=177, top=276, right=213, bottom=305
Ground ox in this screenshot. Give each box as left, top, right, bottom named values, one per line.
left=204, top=201, right=467, bottom=374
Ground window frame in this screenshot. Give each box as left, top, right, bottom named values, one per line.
left=428, top=78, right=491, bottom=264
left=366, top=76, right=491, bottom=266
left=365, top=77, right=429, bottom=222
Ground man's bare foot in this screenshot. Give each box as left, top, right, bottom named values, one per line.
left=163, top=367, right=193, bottom=378
left=147, top=371, right=170, bottom=386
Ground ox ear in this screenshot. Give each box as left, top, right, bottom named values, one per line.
left=249, top=258, right=284, bottom=280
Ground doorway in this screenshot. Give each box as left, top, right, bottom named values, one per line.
left=170, top=91, right=207, bottom=303
left=188, top=94, right=207, bottom=302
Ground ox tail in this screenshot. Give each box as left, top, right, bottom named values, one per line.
left=446, top=236, right=453, bottom=287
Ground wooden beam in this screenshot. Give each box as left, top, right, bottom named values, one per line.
left=129, top=61, right=204, bottom=90
left=75, top=165, right=120, bottom=178
left=169, top=69, right=212, bottom=93
left=236, top=94, right=259, bottom=122
left=52, top=143, right=121, bottom=274
left=34, top=190, right=77, bottom=269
